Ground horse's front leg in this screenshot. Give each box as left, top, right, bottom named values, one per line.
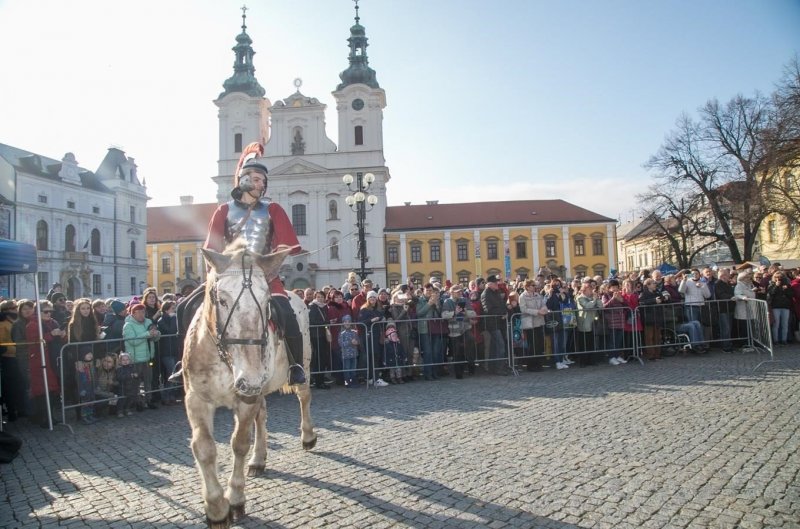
left=247, top=397, right=267, bottom=476
left=296, top=383, right=317, bottom=450
left=186, top=392, right=229, bottom=528
left=227, top=398, right=261, bottom=521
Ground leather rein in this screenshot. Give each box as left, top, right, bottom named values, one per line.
left=209, top=251, right=271, bottom=370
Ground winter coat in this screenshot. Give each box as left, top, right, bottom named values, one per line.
left=338, top=328, right=360, bottom=360
left=26, top=319, right=61, bottom=396
left=576, top=294, right=602, bottom=332
left=326, top=301, right=352, bottom=348
left=767, top=280, right=795, bottom=310
left=157, top=313, right=180, bottom=359
left=601, top=292, right=627, bottom=329
left=734, top=281, right=756, bottom=320
left=679, top=278, right=711, bottom=306
left=480, top=288, right=506, bottom=333
left=115, top=364, right=139, bottom=398
left=122, top=316, right=158, bottom=364
left=519, top=290, right=546, bottom=330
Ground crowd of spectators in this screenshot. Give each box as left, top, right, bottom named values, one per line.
left=0, top=261, right=795, bottom=425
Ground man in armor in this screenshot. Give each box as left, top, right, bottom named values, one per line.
left=177, top=145, right=306, bottom=386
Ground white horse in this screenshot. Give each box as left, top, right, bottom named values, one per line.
left=182, top=242, right=316, bottom=528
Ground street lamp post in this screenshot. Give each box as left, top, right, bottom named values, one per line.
left=343, top=172, right=378, bottom=281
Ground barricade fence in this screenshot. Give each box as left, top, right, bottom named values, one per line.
left=19, top=297, right=774, bottom=424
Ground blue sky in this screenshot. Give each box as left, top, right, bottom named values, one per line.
left=0, top=0, right=798, bottom=221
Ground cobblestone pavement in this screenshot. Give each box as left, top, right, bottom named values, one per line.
left=1, top=348, right=799, bottom=529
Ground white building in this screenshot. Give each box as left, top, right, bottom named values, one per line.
left=209, top=6, right=390, bottom=289
left=0, top=144, right=149, bottom=300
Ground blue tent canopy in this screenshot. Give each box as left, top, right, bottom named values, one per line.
left=0, top=238, right=38, bottom=275
left=657, top=262, right=678, bottom=274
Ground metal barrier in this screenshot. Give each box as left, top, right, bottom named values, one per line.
left=364, top=314, right=515, bottom=383
left=57, top=334, right=182, bottom=430
left=307, top=321, right=370, bottom=388
left=509, top=304, right=640, bottom=370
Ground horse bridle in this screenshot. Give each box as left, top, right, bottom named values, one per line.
left=209, top=252, right=271, bottom=370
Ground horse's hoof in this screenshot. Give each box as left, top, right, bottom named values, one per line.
left=247, top=464, right=265, bottom=477
left=229, top=503, right=246, bottom=521
left=206, top=514, right=231, bottom=529
left=302, top=435, right=317, bottom=451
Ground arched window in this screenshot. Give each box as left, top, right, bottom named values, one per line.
left=292, top=204, right=307, bottom=236
left=130, top=241, right=136, bottom=259
left=36, top=220, right=48, bottom=250
left=354, top=125, right=364, bottom=146
left=65, top=224, right=76, bottom=252
left=330, top=238, right=339, bottom=260
left=234, top=133, right=243, bottom=153
left=328, top=200, right=338, bottom=220
left=91, top=229, right=101, bottom=256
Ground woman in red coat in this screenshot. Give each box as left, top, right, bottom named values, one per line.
left=326, top=289, right=353, bottom=384
left=27, top=300, right=65, bottom=427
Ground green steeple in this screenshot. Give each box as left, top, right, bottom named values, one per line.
left=337, top=0, right=380, bottom=91
left=219, top=6, right=266, bottom=99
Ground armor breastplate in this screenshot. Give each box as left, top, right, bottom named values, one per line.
left=226, top=199, right=271, bottom=253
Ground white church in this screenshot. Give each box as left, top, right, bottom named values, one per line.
left=210, top=5, right=389, bottom=290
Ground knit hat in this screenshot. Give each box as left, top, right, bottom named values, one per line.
left=342, top=314, right=352, bottom=322
left=110, top=300, right=126, bottom=315
left=130, top=303, right=146, bottom=313
left=366, top=290, right=378, bottom=300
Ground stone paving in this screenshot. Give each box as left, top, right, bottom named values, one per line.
left=1, top=348, right=799, bottom=529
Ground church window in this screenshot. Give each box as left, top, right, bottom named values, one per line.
left=67, top=201, right=75, bottom=209
left=130, top=206, right=136, bottom=224
left=292, top=204, right=307, bottom=236
left=36, top=220, right=48, bottom=251
left=91, top=229, right=101, bottom=256
left=38, top=194, right=48, bottom=204
left=328, top=200, right=338, bottom=220
left=92, top=274, right=102, bottom=295
left=234, top=133, right=243, bottom=153
left=354, top=125, right=364, bottom=146
left=65, top=225, right=76, bottom=252
left=330, top=238, right=339, bottom=260
left=130, top=241, right=136, bottom=259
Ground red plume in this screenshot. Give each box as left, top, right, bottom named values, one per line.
left=233, top=142, right=265, bottom=188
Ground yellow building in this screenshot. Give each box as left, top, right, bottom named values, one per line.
left=384, top=200, right=617, bottom=288
left=145, top=201, right=217, bottom=296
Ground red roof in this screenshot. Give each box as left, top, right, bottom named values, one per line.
left=385, top=200, right=615, bottom=231
left=147, top=203, right=218, bottom=244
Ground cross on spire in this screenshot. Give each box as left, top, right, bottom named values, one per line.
left=241, top=4, right=248, bottom=30
left=353, top=0, right=360, bottom=24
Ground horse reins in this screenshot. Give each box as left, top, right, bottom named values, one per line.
left=210, top=251, right=271, bottom=370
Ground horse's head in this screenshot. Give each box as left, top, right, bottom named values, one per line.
left=201, top=242, right=292, bottom=397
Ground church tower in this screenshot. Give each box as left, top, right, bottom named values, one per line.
left=212, top=7, right=271, bottom=203
left=332, top=0, right=387, bottom=155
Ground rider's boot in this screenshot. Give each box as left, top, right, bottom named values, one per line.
left=284, top=334, right=307, bottom=386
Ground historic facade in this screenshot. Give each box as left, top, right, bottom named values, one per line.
left=203, top=5, right=389, bottom=289
left=384, top=200, right=617, bottom=288
left=0, top=144, right=149, bottom=299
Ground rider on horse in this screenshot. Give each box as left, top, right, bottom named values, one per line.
left=179, top=143, right=307, bottom=386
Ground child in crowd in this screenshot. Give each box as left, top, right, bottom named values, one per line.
left=115, top=352, right=139, bottom=417
left=94, top=354, right=118, bottom=416
left=337, top=315, right=360, bottom=387
left=75, top=350, right=97, bottom=424
left=384, top=321, right=406, bottom=384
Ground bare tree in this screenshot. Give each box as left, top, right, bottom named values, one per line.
left=645, top=92, right=776, bottom=262
left=637, top=182, right=720, bottom=269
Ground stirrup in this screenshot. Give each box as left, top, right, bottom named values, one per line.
left=167, top=361, right=183, bottom=383
left=289, top=364, right=306, bottom=386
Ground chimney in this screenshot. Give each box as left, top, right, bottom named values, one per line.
left=404, top=202, right=411, bottom=206
left=180, top=195, right=194, bottom=206
left=426, top=200, right=439, bottom=206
